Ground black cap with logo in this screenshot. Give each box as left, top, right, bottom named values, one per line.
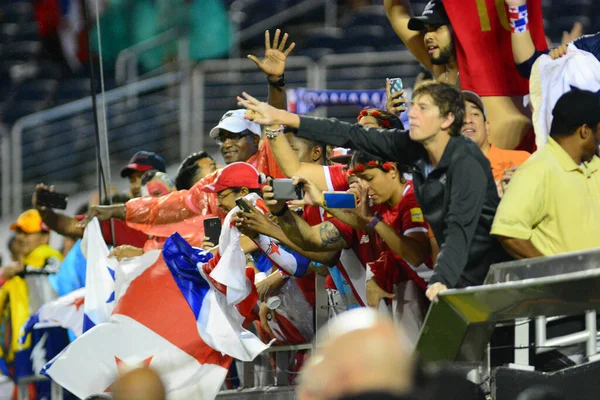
left=407, top=0, right=451, bottom=32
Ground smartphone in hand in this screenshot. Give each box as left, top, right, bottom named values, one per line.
left=236, top=198, right=254, bottom=214
left=203, top=217, right=221, bottom=246
left=389, top=78, right=403, bottom=95
left=36, top=189, right=68, bottom=210
left=323, top=192, right=357, bottom=209
left=272, top=178, right=304, bottom=200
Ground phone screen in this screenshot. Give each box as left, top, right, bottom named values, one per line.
left=389, top=78, right=403, bottom=95
left=323, top=192, right=357, bottom=209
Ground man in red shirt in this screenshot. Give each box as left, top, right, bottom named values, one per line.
left=384, top=0, right=547, bottom=150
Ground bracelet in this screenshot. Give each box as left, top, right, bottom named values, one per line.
left=271, top=204, right=289, bottom=217
left=508, top=4, right=528, bottom=33
left=278, top=269, right=291, bottom=281
left=265, top=124, right=284, bottom=140
left=267, top=74, right=285, bottom=88
left=367, top=212, right=383, bottom=231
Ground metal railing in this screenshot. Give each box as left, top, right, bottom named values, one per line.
left=115, top=28, right=189, bottom=86
left=6, top=72, right=187, bottom=217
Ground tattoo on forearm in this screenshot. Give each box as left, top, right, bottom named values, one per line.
left=319, top=222, right=345, bottom=247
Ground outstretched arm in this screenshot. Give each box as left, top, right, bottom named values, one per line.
left=237, top=93, right=422, bottom=165
left=384, top=0, right=432, bottom=69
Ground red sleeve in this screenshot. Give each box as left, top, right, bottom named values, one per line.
left=125, top=170, right=222, bottom=236
left=399, top=185, right=429, bottom=236
left=324, top=165, right=349, bottom=191
left=327, top=218, right=354, bottom=249
left=443, top=0, right=547, bottom=96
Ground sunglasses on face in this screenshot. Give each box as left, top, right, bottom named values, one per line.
left=215, top=131, right=253, bottom=146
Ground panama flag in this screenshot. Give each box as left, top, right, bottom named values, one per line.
left=42, top=247, right=234, bottom=399
left=19, top=287, right=86, bottom=345
left=81, top=217, right=118, bottom=331
left=163, top=232, right=269, bottom=362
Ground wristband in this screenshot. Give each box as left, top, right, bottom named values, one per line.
left=267, top=74, right=285, bottom=88
left=271, top=204, right=289, bottom=217
left=265, top=124, right=284, bottom=140
left=278, top=269, right=291, bottom=281
left=367, top=212, right=383, bottom=231
left=508, top=4, right=528, bottom=33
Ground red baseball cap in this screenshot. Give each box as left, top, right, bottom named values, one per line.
left=202, top=162, right=262, bottom=193
left=120, top=151, right=166, bottom=178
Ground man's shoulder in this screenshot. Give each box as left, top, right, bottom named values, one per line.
left=449, top=136, right=491, bottom=167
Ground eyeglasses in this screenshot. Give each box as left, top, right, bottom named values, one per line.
left=217, top=189, right=236, bottom=201
left=215, top=131, right=252, bottom=146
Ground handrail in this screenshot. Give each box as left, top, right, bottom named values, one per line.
left=229, top=0, right=337, bottom=59
left=115, top=28, right=184, bottom=85
left=9, top=72, right=182, bottom=216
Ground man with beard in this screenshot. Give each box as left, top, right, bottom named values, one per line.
left=384, top=0, right=547, bottom=150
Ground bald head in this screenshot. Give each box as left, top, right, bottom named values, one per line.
left=113, top=367, right=166, bottom=400
left=298, top=309, right=415, bottom=400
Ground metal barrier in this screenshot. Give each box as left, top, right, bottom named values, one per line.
left=7, top=72, right=187, bottom=217
left=115, top=28, right=189, bottom=86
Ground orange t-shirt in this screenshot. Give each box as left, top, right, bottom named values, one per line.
left=486, top=144, right=530, bottom=197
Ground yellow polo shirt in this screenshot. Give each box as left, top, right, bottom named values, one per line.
left=491, top=137, right=600, bottom=256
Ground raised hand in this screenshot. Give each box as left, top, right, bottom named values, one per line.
left=32, top=183, right=52, bottom=212
left=561, top=22, right=583, bottom=46
left=385, top=79, right=407, bottom=116
left=248, top=29, right=296, bottom=78
left=237, top=92, right=282, bottom=126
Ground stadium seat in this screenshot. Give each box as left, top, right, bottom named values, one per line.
left=16, top=79, right=57, bottom=102
left=15, top=23, right=40, bottom=42
left=3, top=2, right=34, bottom=23
left=5, top=41, right=41, bottom=62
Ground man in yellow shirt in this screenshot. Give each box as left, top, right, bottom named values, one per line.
left=491, top=90, right=600, bottom=258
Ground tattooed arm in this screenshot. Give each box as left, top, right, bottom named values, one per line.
left=276, top=209, right=349, bottom=252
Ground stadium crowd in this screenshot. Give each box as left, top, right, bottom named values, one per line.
left=1, top=0, right=600, bottom=399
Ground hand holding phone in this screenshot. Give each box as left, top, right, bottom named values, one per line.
left=236, top=198, right=254, bottom=214
left=272, top=178, right=305, bottom=201
left=323, top=191, right=357, bottom=209
left=386, top=78, right=406, bottom=116
left=203, top=217, right=221, bottom=246
left=36, top=188, right=68, bottom=210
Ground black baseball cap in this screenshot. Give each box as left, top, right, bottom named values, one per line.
left=462, top=90, right=487, bottom=120
left=120, top=151, right=166, bottom=178
left=550, top=89, right=600, bottom=134
left=407, top=0, right=451, bottom=31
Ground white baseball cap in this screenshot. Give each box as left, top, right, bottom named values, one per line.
left=209, top=109, right=262, bottom=139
